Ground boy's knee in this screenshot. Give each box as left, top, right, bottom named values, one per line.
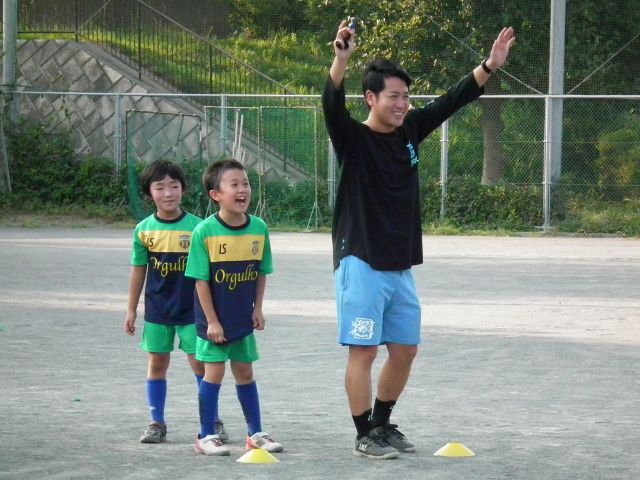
left=230, top=362, right=254, bottom=383
left=147, top=353, right=170, bottom=377
left=188, top=355, right=205, bottom=376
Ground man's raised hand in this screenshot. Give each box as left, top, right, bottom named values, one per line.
left=486, top=27, right=516, bottom=71
left=334, top=18, right=356, bottom=57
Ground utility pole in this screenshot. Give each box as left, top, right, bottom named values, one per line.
left=543, top=0, right=566, bottom=228
left=547, top=0, right=565, bottom=183
left=1, top=0, right=18, bottom=192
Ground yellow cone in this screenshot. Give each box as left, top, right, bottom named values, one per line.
left=236, top=448, right=280, bottom=464
left=433, top=442, right=476, bottom=457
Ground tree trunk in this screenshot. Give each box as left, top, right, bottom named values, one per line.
left=480, top=98, right=507, bottom=185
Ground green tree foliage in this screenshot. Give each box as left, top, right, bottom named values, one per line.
left=565, top=0, right=640, bottom=95
left=308, top=0, right=549, bottom=95
left=304, top=0, right=382, bottom=37
left=229, top=0, right=306, bottom=36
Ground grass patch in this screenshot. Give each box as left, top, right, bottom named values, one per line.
left=0, top=205, right=134, bottom=229
left=556, top=198, right=640, bottom=237
left=219, top=32, right=333, bottom=93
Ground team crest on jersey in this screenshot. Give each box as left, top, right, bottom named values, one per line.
left=252, top=241, right=260, bottom=256
left=350, top=317, right=375, bottom=340
left=178, top=234, right=191, bottom=250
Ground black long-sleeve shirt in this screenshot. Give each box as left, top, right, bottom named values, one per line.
left=323, top=73, right=484, bottom=271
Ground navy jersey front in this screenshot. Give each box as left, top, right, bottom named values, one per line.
left=131, top=211, right=202, bottom=325
left=185, top=213, right=273, bottom=344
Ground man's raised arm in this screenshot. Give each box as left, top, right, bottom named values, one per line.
left=473, top=26, right=516, bottom=87
left=329, top=19, right=357, bottom=89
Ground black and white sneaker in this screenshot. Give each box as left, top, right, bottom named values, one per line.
left=370, top=424, right=416, bottom=453
left=353, top=433, right=400, bottom=459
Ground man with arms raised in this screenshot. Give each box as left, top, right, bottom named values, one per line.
left=323, top=20, right=515, bottom=459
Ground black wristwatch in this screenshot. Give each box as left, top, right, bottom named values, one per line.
left=481, top=59, right=493, bottom=74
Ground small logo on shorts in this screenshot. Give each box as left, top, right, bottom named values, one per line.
left=350, top=317, right=375, bottom=340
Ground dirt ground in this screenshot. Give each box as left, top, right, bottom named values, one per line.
left=0, top=228, right=639, bottom=479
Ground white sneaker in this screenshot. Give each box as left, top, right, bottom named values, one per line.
left=246, top=431, right=283, bottom=453
left=194, top=434, right=230, bottom=456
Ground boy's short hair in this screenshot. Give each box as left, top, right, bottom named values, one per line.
left=140, top=160, right=187, bottom=197
left=203, top=158, right=247, bottom=199
left=362, top=59, right=412, bottom=104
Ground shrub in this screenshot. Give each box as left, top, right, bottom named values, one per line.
left=75, top=156, right=127, bottom=206
left=263, top=178, right=330, bottom=227
left=7, top=119, right=76, bottom=204
left=4, top=118, right=126, bottom=210
left=421, top=176, right=543, bottom=229
left=596, top=119, right=640, bottom=200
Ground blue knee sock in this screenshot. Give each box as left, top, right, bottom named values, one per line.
left=236, top=381, right=262, bottom=435
left=146, top=379, right=167, bottom=424
left=195, top=374, right=203, bottom=388
left=198, top=381, right=220, bottom=438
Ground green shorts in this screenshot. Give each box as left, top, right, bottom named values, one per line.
left=140, top=321, right=198, bottom=354
left=196, top=333, right=259, bottom=363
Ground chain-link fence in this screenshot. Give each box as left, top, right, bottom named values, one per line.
left=126, top=109, right=205, bottom=220
left=2, top=1, right=640, bottom=232
left=4, top=89, right=639, bottom=232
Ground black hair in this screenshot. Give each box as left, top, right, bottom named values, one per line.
left=361, top=58, right=412, bottom=106
left=202, top=158, right=247, bottom=202
left=140, top=160, right=186, bottom=197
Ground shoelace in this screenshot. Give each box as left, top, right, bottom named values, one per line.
left=261, top=434, right=275, bottom=443
left=384, top=424, right=406, bottom=439
left=369, top=433, right=392, bottom=447
left=204, top=436, right=223, bottom=447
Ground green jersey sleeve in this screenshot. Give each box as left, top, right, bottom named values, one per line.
left=131, top=228, right=148, bottom=266
left=185, top=224, right=210, bottom=281
left=259, top=228, right=274, bottom=275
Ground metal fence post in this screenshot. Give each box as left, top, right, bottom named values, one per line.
left=2, top=0, right=18, bottom=124
left=219, top=94, right=227, bottom=155
left=208, top=44, right=213, bottom=94
left=0, top=115, right=12, bottom=192
left=136, top=0, right=142, bottom=80
left=114, top=93, right=123, bottom=175
left=304, top=108, right=321, bottom=231
left=439, top=119, right=449, bottom=220
left=74, top=0, right=79, bottom=42
left=543, top=96, right=552, bottom=230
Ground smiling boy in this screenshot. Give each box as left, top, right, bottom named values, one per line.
left=186, top=158, right=282, bottom=456
left=124, top=160, right=205, bottom=444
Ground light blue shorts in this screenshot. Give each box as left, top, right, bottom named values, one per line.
left=335, top=255, right=422, bottom=346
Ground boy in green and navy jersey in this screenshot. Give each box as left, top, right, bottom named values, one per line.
left=186, top=158, right=282, bottom=456
left=125, top=160, right=228, bottom=444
